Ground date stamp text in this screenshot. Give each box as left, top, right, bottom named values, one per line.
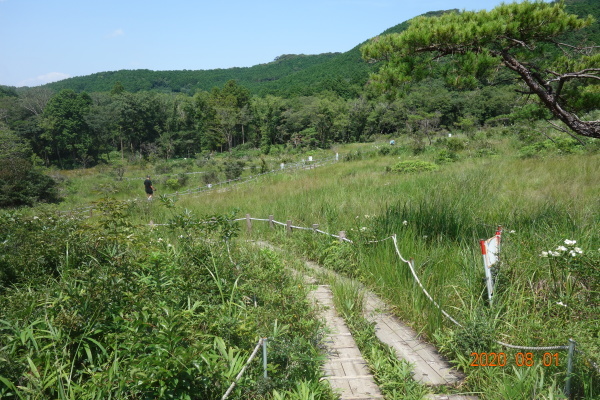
left=470, top=352, right=560, bottom=367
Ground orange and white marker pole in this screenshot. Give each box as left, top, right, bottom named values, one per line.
left=481, top=226, right=502, bottom=304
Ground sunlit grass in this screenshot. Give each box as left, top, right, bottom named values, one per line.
left=45, top=138, right=600, bottom=397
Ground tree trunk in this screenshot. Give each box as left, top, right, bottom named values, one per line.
left=500, top=51, right=600, bottom=139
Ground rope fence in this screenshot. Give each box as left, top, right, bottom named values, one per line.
left=57, top=155, right=339, bottom=218
left=51, top=194, right=600, bottom=390
left=141, top=212, right=600, bottom=383
left=226, top=214, right=600, bottom=384
left=15, top=152, right=598, bottom=394
left=221, top=337, right=267, bottom=400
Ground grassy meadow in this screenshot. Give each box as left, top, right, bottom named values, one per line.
left=1, top=129, right=599, bottom=399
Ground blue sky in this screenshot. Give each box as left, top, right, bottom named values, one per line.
left=1, top=0, right=541, bottom=87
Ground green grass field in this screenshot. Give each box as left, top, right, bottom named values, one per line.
left=2, top=130, right=599, bottom=399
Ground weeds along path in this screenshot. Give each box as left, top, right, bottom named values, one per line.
left=255, top=241, right=478, bottom=400
left=363, top=290, right=464, bottom=386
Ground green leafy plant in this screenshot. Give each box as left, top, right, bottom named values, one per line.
left=389, top=160, right=438, bottom=173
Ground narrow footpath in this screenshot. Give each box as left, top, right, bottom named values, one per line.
left=309, top=284, right=384, bottom=400
left=254, top=241, right=478, bottom=399
left=303, top=259, right=479, bottom=400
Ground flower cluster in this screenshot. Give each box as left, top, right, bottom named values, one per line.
left=540, top=239, right=583, bottom=258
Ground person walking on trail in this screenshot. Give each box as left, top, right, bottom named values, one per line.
left=144, top=176, right=155, bottom=200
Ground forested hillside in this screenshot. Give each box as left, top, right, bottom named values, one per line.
left=0, top=0, right=597, bottom=204
left=42, top=53, right=343, bottom=96
left=30, top=1, right=597, bottom=97
left=36, top=11, right=448, bottom=97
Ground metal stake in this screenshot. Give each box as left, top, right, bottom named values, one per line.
left=565, top=338, right=576, bottom=398
left=262, top=337, right=268, bottom=379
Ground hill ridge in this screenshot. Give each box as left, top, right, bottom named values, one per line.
left=36, top=0, right=599, bottom=96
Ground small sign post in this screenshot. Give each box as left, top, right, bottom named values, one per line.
left=480, top=226, right=502, bottom=304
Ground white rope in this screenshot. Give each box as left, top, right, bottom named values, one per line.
left=366, top=236, right=394, bottom=244
left=389, top=235, right=587, bottom=353
left=290, top=225, right=314, bottom=231
left=221, top=338, right=264, bottom=400
left=391, top=235, right=463, bottom=328
left=146, top=214, right=596, bottom=367
left=495, top=341, right=569, bottom=351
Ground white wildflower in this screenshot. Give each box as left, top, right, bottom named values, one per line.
left=540, top=251, right=549, bottom=258
left=360, top=227, right=367, bottom=232
left=574, top=247, right=583, bottom=254
left=33, top=216, right=39, bottom=220
left=556, top=301, right=567, bottom=307
left=549, top=251, right=561, bottom=257
left=403, top=220, right=408, bottom=226
left=556, top=246, right=568, bottom=252
left=564, top=239, right=577, bottom=246
left=510, top=230, right=516, bottom=234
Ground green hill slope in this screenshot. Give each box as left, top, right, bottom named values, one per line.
left=42, top=0, right=598, bottom=97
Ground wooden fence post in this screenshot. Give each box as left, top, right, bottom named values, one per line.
left=246, top=214, right=252, bottom=233
left=269, top=215, right=274, bottom=230
left=286, top=220, right=292, bottom=235
left=338, top=231, right=346, bottom=242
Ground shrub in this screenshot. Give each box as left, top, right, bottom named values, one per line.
left=389, top=160, right=439, bottom=173
left=223, top=160, right=246, bottom=180
left=446, top=137, right=467, bottom=151
left=0, top=130, right=60, bottom=208
left=378, top=145, right=391, bottom=155
left=0, top=162, right=60, bottom=208
left=165, top=178, right=181, bottom=190
left=259, top=157, right=270, bottom=174
left=154, top=162, right=173, bottom=174
left=451, top=310, right=497, bottom=355
left=202, top=169, right=220, bottom=185
left=475, top=148, right=498, bottom=157
left=518, top=137, right=585, bottom=158
left=435, top=149, right=459, bottom=164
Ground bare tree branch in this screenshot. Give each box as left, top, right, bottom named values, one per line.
left=546, top=120, right=586, bottom=145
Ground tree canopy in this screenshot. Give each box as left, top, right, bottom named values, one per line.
left=361, top=0, right=600, bottom=139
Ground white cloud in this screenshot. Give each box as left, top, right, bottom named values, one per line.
left=19, top=72, right=71, bottom=87
left=107, top=28, right=125, bottom=38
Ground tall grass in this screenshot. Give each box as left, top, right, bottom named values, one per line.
left=33, top=137, right=600, bottom=397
